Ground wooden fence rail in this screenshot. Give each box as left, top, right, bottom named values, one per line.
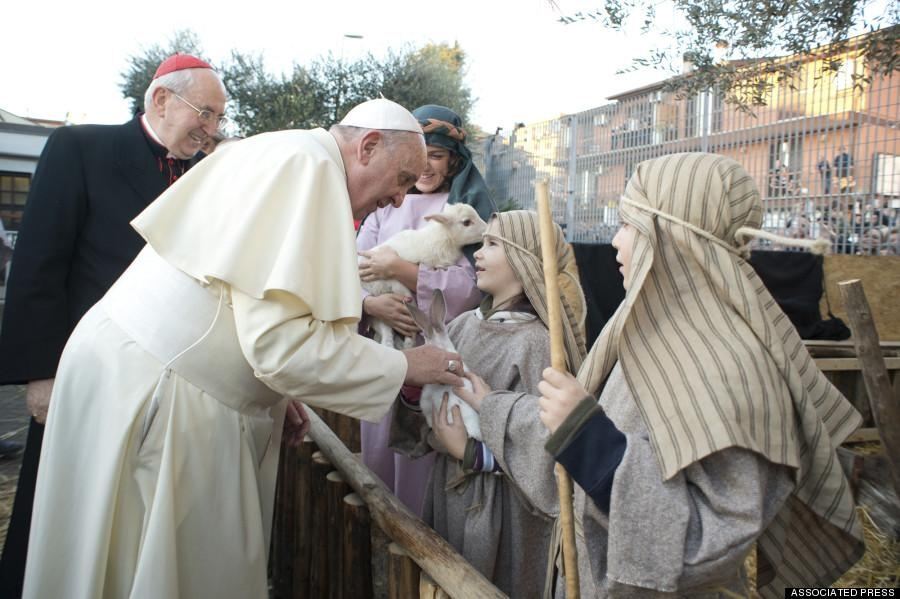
left=272, top=409, right=507, bottom=599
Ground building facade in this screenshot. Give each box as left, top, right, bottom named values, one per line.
left=0, top=109, right=59, bottom=242
left=482, top=35, right=900, bottom=254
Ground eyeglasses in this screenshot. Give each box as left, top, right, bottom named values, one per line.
left=170, top=91, right=229, bottom=129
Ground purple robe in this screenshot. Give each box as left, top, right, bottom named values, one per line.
left=357, top=192, right=481, bottom=516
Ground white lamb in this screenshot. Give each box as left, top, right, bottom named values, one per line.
left=360, top=203, right=486, bottom=349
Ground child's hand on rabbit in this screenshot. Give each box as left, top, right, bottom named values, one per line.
left=454, top=371, right=492, bottom=413
left=432, top=392, right=468, bottom=461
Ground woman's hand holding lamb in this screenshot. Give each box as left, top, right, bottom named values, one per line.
left=432, top=393, right=468, bottom=460
left=454, top=371, right=492, bottom=413
left=358, top=246, right=401, bottom=281
left=363, top=294, right=420, bottom=338
left=538, top=367, right=590, bottom=434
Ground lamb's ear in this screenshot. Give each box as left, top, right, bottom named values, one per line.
left=423, top=213, right=452, bottom=226
left=405, top=301, right=433, bottom=339
left=429, top=289, right=447, bottom=329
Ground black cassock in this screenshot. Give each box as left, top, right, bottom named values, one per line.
left=0, top=115, right=200, bottom=597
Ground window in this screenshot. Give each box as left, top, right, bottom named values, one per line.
left=0, top=173, right=30, bottom=231
left=835, top=59, right=856, bottom=91
left=767, top=138, right=803, bottom=197
left=873, top=153, right=900, bottom=196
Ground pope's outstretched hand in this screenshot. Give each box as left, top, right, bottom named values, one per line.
left=402, top=345, right=464, bottom=387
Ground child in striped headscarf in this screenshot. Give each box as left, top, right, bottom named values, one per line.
left=393, top=209, right=586, bottom=598
left=539, top=153, right=864, bottom=597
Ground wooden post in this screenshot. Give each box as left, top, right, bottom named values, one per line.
left=342, top=493, right=373, bottom=599
left=419, top=572, right=451, bottom=599
left=536, top=179, right=580, bottom=598
left=387, top=542, right=420, bottom=599
left=306, top=410, right=507, bottom=598
left=271, top=441, right=293, bottom=598
left=309, top=451, right=333, bottom=598
left=839, top=279, right=900, bottom=499
left=326, top=471, right=351, bottom=599
left=332, top=412, right=361, bottom=453
left=292, top=436, right=317, bottom=599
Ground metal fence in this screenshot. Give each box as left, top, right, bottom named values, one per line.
left=479, top=42, right=900, bottom=255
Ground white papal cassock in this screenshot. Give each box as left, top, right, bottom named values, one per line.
left=23, top=129, right=407, bottom=599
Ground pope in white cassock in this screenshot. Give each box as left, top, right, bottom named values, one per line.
left=22, top=99, right=466, bottom=599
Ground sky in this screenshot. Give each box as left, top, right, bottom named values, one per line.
left=2, top=0, right=675, bottom=132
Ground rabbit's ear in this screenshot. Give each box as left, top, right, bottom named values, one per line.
left=405, top=301, right=433, bottom=339
left=430, top=289, right=447, bottom=328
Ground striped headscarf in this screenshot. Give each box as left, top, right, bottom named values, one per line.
left=577, top=153, right=863, bottom=595
left=488, top=210, right=587, bottom=371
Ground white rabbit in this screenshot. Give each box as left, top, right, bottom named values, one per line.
left=360, top=203, right=486, bottom=350
left=406, top=289, right=482, bottom=440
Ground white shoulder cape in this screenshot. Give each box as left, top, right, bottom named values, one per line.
left=132, top=128, right=361, bottom=323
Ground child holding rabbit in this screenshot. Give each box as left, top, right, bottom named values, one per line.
left=393, top=210, right=587, bottom=598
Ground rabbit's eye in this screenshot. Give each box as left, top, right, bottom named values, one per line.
left=462, top=219, right=472, bottom=226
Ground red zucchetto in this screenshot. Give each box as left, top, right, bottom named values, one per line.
left=152, top=54, right=213, bottom=79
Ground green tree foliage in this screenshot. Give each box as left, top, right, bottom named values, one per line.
left=120, top=34, right=475, bottom=136
left=119, top=30, right=206, bottom=116
left=307, top=52, right=384, bottom=126
left=380, top=42, right=474, bottom=127
left=221, top=53, right=326, bottom=135
left=554, top=0, right=899, bottom=108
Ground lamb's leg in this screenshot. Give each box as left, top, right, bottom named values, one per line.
left=371, top=319, right=397, bottom=348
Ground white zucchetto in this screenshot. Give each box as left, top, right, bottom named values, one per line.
left=339, top=99, right=423, bottom=133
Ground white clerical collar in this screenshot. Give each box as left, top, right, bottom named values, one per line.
left=140, top=114, right=176, bottom=159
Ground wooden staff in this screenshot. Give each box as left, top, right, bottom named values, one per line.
left=536, top=180, right=580, bottom=598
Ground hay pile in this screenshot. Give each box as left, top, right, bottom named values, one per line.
left=833, top=506, right=900, bottom=588
left=743, top=440, right=900, bottom=593
left=742, top=505, right=899, bottom=596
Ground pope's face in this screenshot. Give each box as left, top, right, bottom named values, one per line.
left=153, top=70, right=227, bottom=160
left=348, top=132, right=426, bottom=220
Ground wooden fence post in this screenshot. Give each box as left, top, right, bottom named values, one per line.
left=326, top=471, right=351, bottom=599
left=271, top=441, right=293, bottom=598
left=419, top=572, right=451, bottom=599
left=839, top=279, right=900, bottom=499
left=388, top=542, right=420, bottom=599
left=309, top=451, right=333, bottom=597
left=306, top=410, right=507, bottom=598
left=332, top=412, right=361, bottom=453
left=291, top=436, right=316, bottom=598
left=342, top=493, right=374, bottom=599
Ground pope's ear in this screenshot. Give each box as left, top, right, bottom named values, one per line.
left=357, top=130, right=383, bottom=166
